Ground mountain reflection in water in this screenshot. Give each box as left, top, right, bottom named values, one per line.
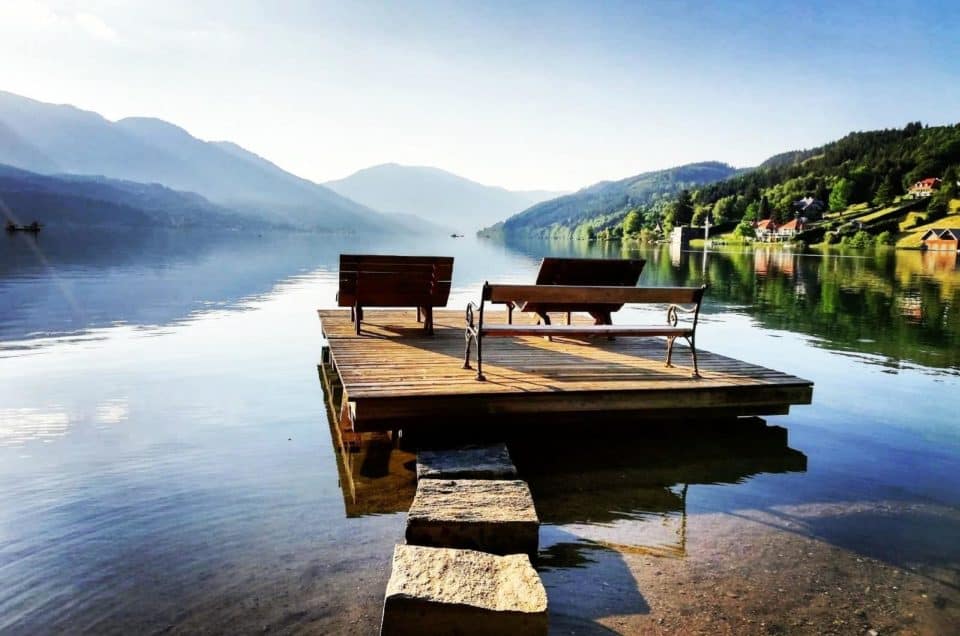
left=501, top=236, right=960, bottom=373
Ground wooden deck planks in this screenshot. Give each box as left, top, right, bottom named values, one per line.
left=318, top=309, right=813, bottom=431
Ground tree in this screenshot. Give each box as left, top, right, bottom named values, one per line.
left=814, top=181, right=830, bottom=205
left=758, top=195, right=770, bottom=219
left=735, top=216, right=755, bottom=238
left=671, top=190, right=695, bottom=226
left=622, top=209, right=643, bottom=235
left=772, top=204, right=791, bottom=224
left=927, top=193, right=949, bottom=220
left=829, top=178, right=853, bottom=211
left=711, top=195, right=736, bottom=225
left=691, top=203, right=711, bottom=226
left=742, top=201, right=760, bottom=223
left=942, top=165, right=959, bottom=199
left=873, top=174, right=897, bottom=207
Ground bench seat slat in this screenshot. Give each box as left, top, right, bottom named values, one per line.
left=480, top=325, right=693, bottom=337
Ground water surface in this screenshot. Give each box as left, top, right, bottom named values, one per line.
left=1, top=229, right=958, bottom=634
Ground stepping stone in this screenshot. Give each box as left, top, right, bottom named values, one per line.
left=406, top=479, right=539, bottom=556
left=417, top=443, right=518, bottom=480
left=381, top=544, right=548, bottom=636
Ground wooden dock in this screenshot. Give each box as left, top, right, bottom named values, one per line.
left=318, top=309, right=813, bottom=432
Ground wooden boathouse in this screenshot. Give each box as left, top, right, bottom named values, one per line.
left=318, top=309, right=813, bottom=433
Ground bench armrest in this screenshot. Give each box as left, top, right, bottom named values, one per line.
left=465, top=301, right=480, bottom=338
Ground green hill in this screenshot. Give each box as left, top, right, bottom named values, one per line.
left=687, top=122, right=960, bottom=245
left=483, top=161, right=737, bottom=239
left=485, top=122, right=960, bottom=245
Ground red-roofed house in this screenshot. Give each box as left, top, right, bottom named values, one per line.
left=777, top=218, right=804, bottom=238
left=909, top=178, right=941, bottom=198
left=754, top=218, right=777, bottom=240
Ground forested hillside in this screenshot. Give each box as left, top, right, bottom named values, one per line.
left=484, top=123, right=960, bottom=244
left=621, top=122, right=960, bottom=243
left=483, top=162, right=736, bottom=238
left=692, top=122, right=960, bottom=226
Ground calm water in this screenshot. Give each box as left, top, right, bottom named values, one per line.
left=1, top=229, right=958, bottom=634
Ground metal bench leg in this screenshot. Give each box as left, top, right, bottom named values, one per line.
left=475, top=332, right=486, bottom=381
left=665, top=336, right=676, bottom=367
left=462, top=331, right=473, bottom=370
left=685, top=336, right=701, bottom=378
left=355, top=304, right=362, bottom=335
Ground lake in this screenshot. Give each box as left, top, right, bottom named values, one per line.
left=1, top=228, right=958, bottom=635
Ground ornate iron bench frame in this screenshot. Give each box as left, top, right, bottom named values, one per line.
left=463, top=282, right=707, bottom=381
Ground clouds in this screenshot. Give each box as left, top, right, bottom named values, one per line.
left=0, top=2, right=116, bottom=43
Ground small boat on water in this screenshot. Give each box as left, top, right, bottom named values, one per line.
left=5, top=221, right=43, bottom=233
left=450, top=233, right=464, bottom=238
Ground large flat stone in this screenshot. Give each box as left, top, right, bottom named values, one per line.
left=417, top=444, right=518, bottom=480
left=381, top=544, right=548, bottom=636
left=406, top=479, right=539, bottom=556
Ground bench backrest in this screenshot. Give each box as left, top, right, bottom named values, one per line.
left=535, top=257, right=645, bottom=287
left=339, top=254, right=453, bottom=307
left=483, top=283, right=705, bottom=306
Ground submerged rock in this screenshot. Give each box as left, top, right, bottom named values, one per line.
left=416, top=444, right=518, bottom=480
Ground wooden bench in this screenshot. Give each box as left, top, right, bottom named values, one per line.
left=463, top=283, right=707, bottom=381
left=501, top=257, right=646, bottom=326
left=338, top=255, right=453, bottom=335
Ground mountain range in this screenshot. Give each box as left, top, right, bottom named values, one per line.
left=0, top=91, right=405, bottom=232
left=325, top=163, right=565, bottom=231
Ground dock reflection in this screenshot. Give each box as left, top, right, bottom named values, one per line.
left=319, top=358, right=806, bottom=538
left=510, top=417, right=806, bottom=558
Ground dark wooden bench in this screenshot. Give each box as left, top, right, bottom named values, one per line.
left=338, top=254, right=453, bottom=335
left=501, top=257, right=646, bottom=326
left=463, top=283, right=707, bottom=381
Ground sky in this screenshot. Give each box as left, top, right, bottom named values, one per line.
left=0, top=0, right=958, bottom=191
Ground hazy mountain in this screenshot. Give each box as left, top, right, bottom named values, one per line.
left=0, top=91, right=412, bottom=232
left=325, top=163, right=566, bottom=231
left=0, top=163, right=255, bottom=229
left=486, top=161, right=737, bottom=237
left=0, top=121, right=60, bottom=173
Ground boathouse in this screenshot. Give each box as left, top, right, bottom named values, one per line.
left=920, top=228, right=960, bottom=252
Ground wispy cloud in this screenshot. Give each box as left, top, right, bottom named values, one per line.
left=0, top=1, right=117, bottom=43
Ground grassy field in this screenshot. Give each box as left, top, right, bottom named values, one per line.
left=899, top=212, right=928, bottom=231
left=895, top=210, right=960, bottom=248
left=853, top=203, right=903, bottom=223
left=822, top=202, right=869, bottom=220
left=691, top=231, right=751, bottom=248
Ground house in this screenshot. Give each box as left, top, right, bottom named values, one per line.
left=792, top=197, right=825, bottom=217
left=909, top=178, right=941, bottom=198
left=777, top=218, right=805, bottom=238
left=754, top=218, right=777, bottom=240
left=920, top=228, right=959, bottom=251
